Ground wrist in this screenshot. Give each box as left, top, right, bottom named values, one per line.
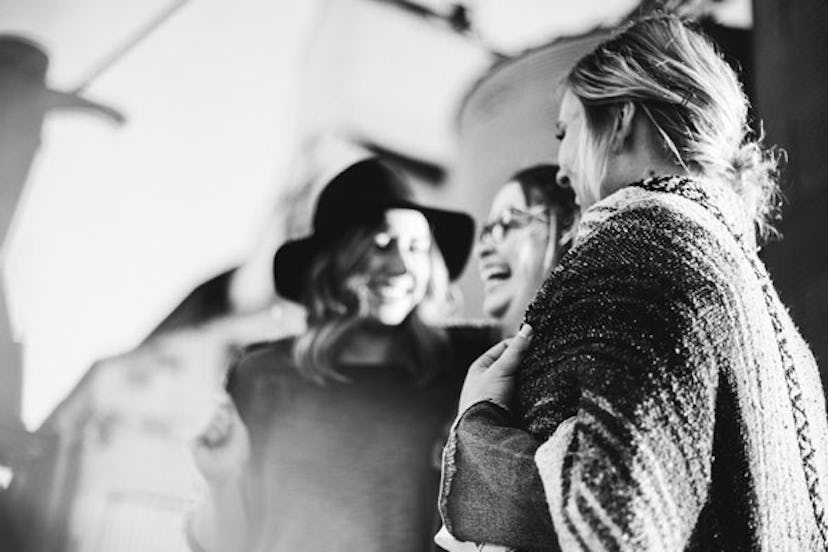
left=189, top=475, right=249, bottom=552
left=452, top=398, right=514, bottom=437
left=479, top=396, right=511, bottom=414
left=185, top=511, right=209, bottom=552
left=458, top=396, right=511, bottom=419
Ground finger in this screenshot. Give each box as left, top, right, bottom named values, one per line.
left=196, top=423, right=224, bottom=449
left=195, top=401, right=234, bottom=448
left=469, top=339, right=510, bottom=371
left=490, top=324, right=533, bottom=377
left=210, top=390, right=233, bottom=409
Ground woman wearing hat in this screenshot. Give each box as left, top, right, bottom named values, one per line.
left=187, top=158, right=495, bottom=552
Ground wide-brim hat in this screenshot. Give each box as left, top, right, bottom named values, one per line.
left=273, top=158, right=475, bottom=302
left=0, top=35, right=124, bottom=123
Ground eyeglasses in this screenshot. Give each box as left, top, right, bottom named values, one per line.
left=478, top=206, right=549, bottom=245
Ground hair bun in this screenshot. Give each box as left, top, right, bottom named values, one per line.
left=729, top=135, right=784, bottom=243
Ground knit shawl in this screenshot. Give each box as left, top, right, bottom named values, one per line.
left=520, top=176, right=828, bottom=551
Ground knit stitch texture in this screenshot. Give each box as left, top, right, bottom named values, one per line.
left=519, top=176, right=828, bottom=551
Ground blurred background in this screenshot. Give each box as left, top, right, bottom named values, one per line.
left=0, top=0, right=825, bottom=550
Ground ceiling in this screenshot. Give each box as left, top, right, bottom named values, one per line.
left=0, top=0, right=752, bottom=427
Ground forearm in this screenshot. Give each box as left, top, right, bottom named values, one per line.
left=440, top=401, right=560, bottom=551
left=188, top=477, right=250, bottom=552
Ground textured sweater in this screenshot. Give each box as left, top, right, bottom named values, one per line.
left=440, top=176, right=828, bottom=551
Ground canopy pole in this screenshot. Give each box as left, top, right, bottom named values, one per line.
left=72, top=0, right=195, bottom=93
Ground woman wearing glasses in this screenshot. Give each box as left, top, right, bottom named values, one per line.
left=476, top=165, right=577, bottom=337
left=435, top=165, right=577, bottom=552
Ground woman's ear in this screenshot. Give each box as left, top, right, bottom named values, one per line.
left=610, top=101, right=636, bottom=153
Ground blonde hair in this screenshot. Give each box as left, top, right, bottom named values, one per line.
left=567, top=14, right=782, bottom=241
left=292, top=216, right=451, bottom=385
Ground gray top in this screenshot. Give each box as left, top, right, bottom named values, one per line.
left=230, top=325, right=496, bottom=552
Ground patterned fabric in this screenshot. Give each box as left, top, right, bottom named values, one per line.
left=440, top=175, right=828, bottom=551
left=522, top=175, right=828, bottom=550
left=631, top=176, right=828, bottom=543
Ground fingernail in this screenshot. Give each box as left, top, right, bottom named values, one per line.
left=518, top=324, right=533, bottom=338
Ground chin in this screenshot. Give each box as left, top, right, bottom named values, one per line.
left=482, top=297, right=510, bottom=324
left=373, top=303, right=417, bottom=327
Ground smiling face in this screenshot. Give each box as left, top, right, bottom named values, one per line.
left=555, top=88, right=605, bottom=210
left=353, top=208, right=433, bottom=326
left=476, top=181, right=553, bottom=334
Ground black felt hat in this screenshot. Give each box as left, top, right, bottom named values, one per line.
left=273, top=158, right=474, bottom=301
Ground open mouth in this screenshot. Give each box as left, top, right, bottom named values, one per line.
left=369, top=279, right=414, bottom=300
left=480, top=264, right=512, bottom=284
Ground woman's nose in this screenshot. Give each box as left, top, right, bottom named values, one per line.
left=380, top=245, right=408, bottom=276
left=476, top=234, right=496, bottom=258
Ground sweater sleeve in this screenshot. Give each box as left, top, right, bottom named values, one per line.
left=439, top=400, right=560, bottom=551
left=521, top=203, right=723, bottom=551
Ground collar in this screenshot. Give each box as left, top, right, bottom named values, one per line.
left=626, top=174, right=758, bottom=252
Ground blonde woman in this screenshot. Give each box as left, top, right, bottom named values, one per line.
left=441, top=15, right=828, bottom=551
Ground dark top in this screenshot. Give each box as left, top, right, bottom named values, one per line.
left=228, top=324, right=496, bottom=552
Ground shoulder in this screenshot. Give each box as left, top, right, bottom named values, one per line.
left=577, top=187, right=698, bottom=247
left=527, top=184, right=744, bottom=337
left=442, top=320, right=499, bottom=346
left=564, top=192, right=742, bottom=295
left=574, top=178, right=750, bottom=259
left=226, top=337, right=297, bottom=414
left=238, top=337, right=294, bottom=365
left=440, top=320, right=500, bottom=367
left=229, top=337, right=294, bottom=379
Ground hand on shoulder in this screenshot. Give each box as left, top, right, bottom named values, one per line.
left=191, top=393, right=251, bottom=486
left=457, top=324, right=533, bottom=414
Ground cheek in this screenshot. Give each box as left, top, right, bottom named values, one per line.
left=499, top=234, right=546, bottom=275
left=560, top=135, right=576, bottom=170
left=409, top=256, right=432, bottom=290
left=343, top=270, right=369, bottom=294
left=515, top=241, right=546, bottom=274
left=360, top=254, right=381, bottom=277
left=494, top=240, right=520, bottom=269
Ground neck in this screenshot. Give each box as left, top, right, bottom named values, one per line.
left=642, top=160, right=688, bottom=181
left=337, top=321, right=400, bottom=364
left=498, top=307, right=524, bottom=338
left=603, top=115, right=691, bottom=198
left=603, top=160, right=688, bottom=199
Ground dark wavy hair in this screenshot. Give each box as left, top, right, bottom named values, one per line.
left=291, top=214, right=451, bottom=385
